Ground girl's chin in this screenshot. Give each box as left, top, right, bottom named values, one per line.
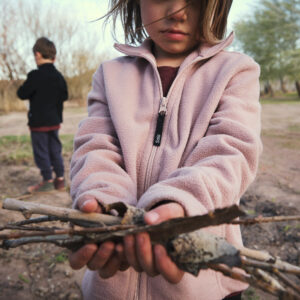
left=160, top=47, right=195, bottom=57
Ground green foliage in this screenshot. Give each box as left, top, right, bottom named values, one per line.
left=246, top=209, right=256, bottom=216
left=0, top=134, right=74, bottom=164
left=53, top=251, right=68, bottom=263
left=18, top=273, right=30, bottom=284
left=234, top=0, right=300, bottom=82
left=242, top=287, right=260, bottom=300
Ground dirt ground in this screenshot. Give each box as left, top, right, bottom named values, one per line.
left=0, top=102, right=299, bottom=300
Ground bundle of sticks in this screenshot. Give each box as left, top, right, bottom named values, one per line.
left=1, top=198, right=300, bottom=299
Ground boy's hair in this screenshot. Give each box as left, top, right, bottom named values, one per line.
left=32, top=37, right=56, bottom=60
left=105, top=0, right=233, bottom=45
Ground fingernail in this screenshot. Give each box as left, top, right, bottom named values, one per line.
left=79, top=199, right=94, bottom=210
left=147, top=212, right=159, bottom=224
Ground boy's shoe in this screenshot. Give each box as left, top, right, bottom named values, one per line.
left=27, top=181, right=54, bottom=193
left=54, top=177, right=65, bottom=191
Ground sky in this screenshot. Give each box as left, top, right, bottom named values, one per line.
left=68, top=0, right=261, bottom=56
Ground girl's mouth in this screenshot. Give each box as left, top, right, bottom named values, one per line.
left=162, top=30, right=187, bottom=41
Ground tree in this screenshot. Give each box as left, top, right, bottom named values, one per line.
left=0, top=0, right=107, bottom=111
left=234, top=0, right=300, bottom=97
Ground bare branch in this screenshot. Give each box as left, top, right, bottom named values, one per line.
left=232, top=215, right=300, bottom=225
left=3, top=198, right=121, bottom=226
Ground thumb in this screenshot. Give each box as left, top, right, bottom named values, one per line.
left=144, top=202, right=184, bottom=225
left=77, top=197, right=101, bottom=213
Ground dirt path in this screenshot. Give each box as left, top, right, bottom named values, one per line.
left=0, top=102, right=300, bottom=299
left=0, top=105, right=88, bottom=137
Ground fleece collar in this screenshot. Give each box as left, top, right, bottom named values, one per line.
left=114, top=32, right=235, bottom=68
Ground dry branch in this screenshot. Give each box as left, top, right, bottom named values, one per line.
left=1, top=198, right=300, bottom=299
left=3, top=198, right=121, bottom=226
left=232, top=215, right=300, bottom=225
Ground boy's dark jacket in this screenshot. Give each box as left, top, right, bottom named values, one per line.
left=17, top=63, right=68, bottom=127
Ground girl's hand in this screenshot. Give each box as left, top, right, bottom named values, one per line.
left=68, top=198, right=129, bottom=278
left=124, top=202, right=185, bottom=283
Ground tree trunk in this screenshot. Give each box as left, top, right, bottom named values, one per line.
left=279, top=77, right=287, bottom=94
left=295, top=80, right=300, bottom=99
left=264, top=81, right=274, bottom=97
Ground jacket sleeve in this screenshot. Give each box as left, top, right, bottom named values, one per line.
left=137, top=58, right=262, bottom=216
left=70, top=65, right=136, bottom=209
left=61, top=75, right=68, bottom=102
left=17, top=70, right=37, bottom=100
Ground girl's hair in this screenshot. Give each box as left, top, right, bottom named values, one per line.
left=32, top=37, right=56, bottom=60
left=105, top=0, right=233, bottom=45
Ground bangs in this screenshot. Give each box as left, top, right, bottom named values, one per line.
left=105, top=0, right=233, bottom=45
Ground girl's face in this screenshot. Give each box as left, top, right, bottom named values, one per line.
left=140, top=0, right=200, bottom=66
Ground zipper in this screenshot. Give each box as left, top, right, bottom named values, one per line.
left=142, top=57, right=206, bottom=194
left=114, top=44, right=217, bottom=300
left=153, top=97, right=167, bottom=146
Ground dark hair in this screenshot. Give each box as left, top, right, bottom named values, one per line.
left=32, top=37, right=56, bottom=60
left=104, top=0, right=233, bottom=45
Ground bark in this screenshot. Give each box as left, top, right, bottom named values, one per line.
left=264, top=81, right=274, bottom=97
left=279, top=77, right=288, bottom=94
left=2, top=198, right=121, bottom=226
left=295, top=80, right=300, bottom=99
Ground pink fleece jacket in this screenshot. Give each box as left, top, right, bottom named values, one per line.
left=70, top=32, right=262, bottom=300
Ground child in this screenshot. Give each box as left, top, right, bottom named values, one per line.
left=17, top=37, right=68, bottom=193
left=69, top=1, right=262, bottom=299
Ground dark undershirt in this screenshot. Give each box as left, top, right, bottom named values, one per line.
left=157, top=66, right=180, bottom=96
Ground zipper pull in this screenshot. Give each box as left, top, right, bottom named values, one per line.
left=153, top=97, right=167, bottom=146
left=158, top=96, right=167, bottom=115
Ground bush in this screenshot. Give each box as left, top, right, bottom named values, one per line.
left=0, top=80, right=27, bottom=113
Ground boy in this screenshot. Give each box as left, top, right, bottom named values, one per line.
left=17, top=37, right=68, bottom=193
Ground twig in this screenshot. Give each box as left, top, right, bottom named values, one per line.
left=1, top=235, right=84, bottom=249
left=241, top=256, right=300, bottom=275
left=1, top=198, right=300, bottom=299
left=210, top=264, right=282, bottom=297
left=238, top=246, right=275, bottom=262
left=7, top=216, right=61, bottom=226
left=0, top=224, right=134, bottom=240
left=275, top=271, right=300, bottom=295
left=0, top=224, right=61, bottom=232
left=3, top=198, right=121, bottom=226
left=232, top=215, right=300, bottom=225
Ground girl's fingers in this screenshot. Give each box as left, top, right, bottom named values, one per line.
left=87, top=241, right=115, bottom=270
left=154, top=244, right=184, bottom=284
left=124, top=235, right=143, bottom=272
left=144, top=202, right=184, bottom=225
left=136, top=233, right=158, bottom=277
left=98, top=253, right=122, bottom=279
left=116, top=244, right=130, bottom=271
left=68, top=244, right=98, bottom=270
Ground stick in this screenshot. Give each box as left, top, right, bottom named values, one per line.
left=0, top=224, right=134, bottom=240
left=275, top=271, right=300, bottom=295
left=232, top=215, right=300, bottom=225
left=239, top=246, right=275, bottom=262
left=2, top=198, right=121, bottom=226
left=1, top=235, right=84, bottom=249
left=210, top=264, right=284, bottom=297
left=241, top=257, right=300, bottom=275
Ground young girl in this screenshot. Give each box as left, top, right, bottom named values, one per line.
left=69, top=1, right=262, bottom=299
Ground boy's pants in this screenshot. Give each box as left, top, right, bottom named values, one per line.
left=30, top=130, right=64, bottom=181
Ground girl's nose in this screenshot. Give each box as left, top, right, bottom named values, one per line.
left=167, top=1, right=188, bottom=21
